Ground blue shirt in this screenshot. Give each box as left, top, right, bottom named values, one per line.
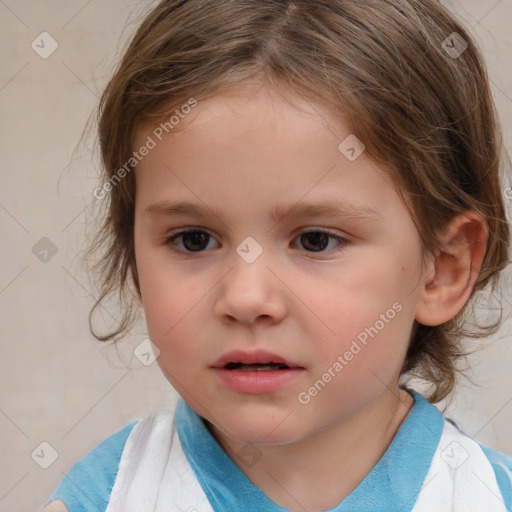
left=45, top=391, right=512, bottom=511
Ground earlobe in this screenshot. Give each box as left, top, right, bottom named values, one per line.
left=414, top=212, right=488, bottom=326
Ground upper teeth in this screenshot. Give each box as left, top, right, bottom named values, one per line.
left=239, top=364, right=278, bottom=371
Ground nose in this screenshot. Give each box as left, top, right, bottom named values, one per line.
left=214, top=249, right=287, bottom=327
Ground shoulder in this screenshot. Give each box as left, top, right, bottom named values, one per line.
left=443, top=416, right=512, bottom=510
left=478, top=441, right=512, bottom=509
left=43, top=419, right=139, bottom=512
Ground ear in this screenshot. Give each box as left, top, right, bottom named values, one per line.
left=414, top=211, right=488, bottom=326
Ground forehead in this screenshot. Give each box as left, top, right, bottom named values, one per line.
left=131, top=82, right=403, bottom=225
left=136, top=80, right=351, bottom=147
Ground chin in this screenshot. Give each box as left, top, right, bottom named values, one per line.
left=208, top=410, right=309, bottom=447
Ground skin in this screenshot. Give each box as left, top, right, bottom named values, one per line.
left=131, top=80, right=487, bottom=512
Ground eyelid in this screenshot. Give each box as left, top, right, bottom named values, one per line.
left=164, top=226, right=215, bottom=238
left=296, top=226, right=346, bottom=237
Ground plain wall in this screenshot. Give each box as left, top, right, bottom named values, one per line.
left=0, top=0, right=511, bottom=510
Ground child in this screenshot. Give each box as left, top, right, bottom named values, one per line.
left=43, top=0, right=512, bottom=511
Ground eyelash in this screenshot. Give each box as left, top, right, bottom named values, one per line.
left=163, top=228, right=349, bottom=255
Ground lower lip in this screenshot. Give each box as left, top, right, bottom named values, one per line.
left=212, top=368, right=304, bottom=394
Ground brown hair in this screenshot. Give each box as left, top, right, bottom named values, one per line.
left=87, top=0, right=510, bottom=403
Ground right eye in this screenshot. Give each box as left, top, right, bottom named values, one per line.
left=164, top=229, right=219, bottom=253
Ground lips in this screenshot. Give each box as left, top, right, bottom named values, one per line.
left=211, top=349, right=304, bottom=393
left=211, top=349, right=302, bottom=370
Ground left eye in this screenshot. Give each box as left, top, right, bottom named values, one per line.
left=164, top=229, right=347, bottom=254
left=294, top=230, right=346, bottom=253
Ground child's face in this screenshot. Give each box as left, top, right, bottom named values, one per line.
left=133, top=81, right=429, bottom=444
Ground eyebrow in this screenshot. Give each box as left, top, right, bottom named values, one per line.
left=144, top=200, right=381, bottom=224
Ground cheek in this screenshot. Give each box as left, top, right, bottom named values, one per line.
left=142, top=279, right=206, bottom=385
left=142, top=281, right=198, bottom=346
left=136, top=248, right=190, bottom=343
left=135, top=252, right=217, bottom=374
left=293, top=255, right=414, bottom=374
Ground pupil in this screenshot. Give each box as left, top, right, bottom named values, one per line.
left=183, top=231, right=208, bottom=251
left=301, top=232, right=328, bottom=252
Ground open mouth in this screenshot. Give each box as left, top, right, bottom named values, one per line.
left=213, top=353, right=303, bottom=392
left=224, top=362, right=290, bottom=371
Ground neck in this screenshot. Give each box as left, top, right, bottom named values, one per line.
left=208, top=387, right=414, bottom=512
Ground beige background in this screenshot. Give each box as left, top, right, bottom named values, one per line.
left=0, top=1, right=511, bottom=510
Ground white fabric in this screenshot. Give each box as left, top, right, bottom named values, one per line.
left=412, top=420, right=507, bottom=512
left=105, top=407, right=507, bottom=512
left=105, top=408, right=213, bottom=512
